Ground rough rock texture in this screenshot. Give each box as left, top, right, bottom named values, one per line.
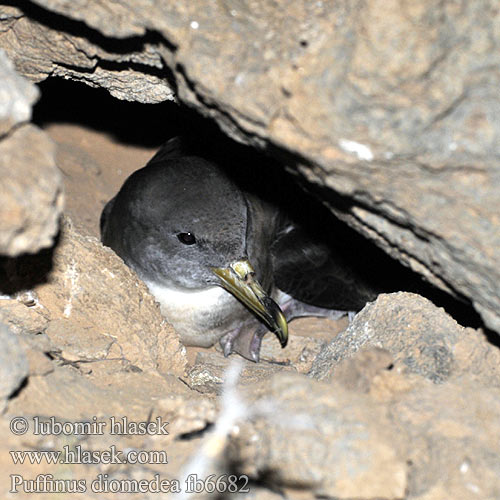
left=22, top=217, right=187, bottom=376
left=1, top=0, right=498, bottom=333
left=229, top=372, right=408, bottom=499
left=2, top=363, right=216, bottom=500
left=389, top=376, right=500, bottom=500
left=0, top=297, right=49, bottom=335
left=184, top=351, right=296, bottom=395
left=227, top=368, right=500, bottom=500
left=0, top=48, right=38, bottom=135
left=223, top=294, right=500, bottom=500
left=0, top=48, right=63, bottom=256
left=0, top=4, right=174, bottom=103
left=310, top=292, right=500, bottom=385
left=0, top=323, right=28, bottom=411
left=1, top=4, right=500, bottom=499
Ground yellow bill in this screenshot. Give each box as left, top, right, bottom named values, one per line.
left=212, top=258, right=288, bottom=347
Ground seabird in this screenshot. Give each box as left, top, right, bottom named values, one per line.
left=100, top=138, right=376, bottom=361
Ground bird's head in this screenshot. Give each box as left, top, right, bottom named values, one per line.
left=103, top=156, right=288, bottom=347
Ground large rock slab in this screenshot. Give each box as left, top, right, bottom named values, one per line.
left=0, top=4, right=173, bottom=102
left=1, top=0, right=498, bottom=335
left=226, top=366, right=500, bottom=500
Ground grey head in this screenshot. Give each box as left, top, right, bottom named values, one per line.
left=100, top=147, right=288, bottom=348
left=101, top=155, right=249, bottom=289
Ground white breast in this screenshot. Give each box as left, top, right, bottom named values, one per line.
left=144, top=280, right=246, bottom=347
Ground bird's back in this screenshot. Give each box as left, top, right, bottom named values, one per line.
left=271, top=224, right=378, bottom=311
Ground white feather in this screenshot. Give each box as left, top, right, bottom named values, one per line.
left=144, top=280, right=242, bottom=347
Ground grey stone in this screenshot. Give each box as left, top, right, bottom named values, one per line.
left=0, top=323, right=28, bottom=409
left=228, top=372, right=407, bottom=499
left=0, top=48, right=38, bottom=135
left=0, top=48, right=63, bottom=256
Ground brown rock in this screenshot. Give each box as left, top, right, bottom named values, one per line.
left=0, top=124, right=63, bottom=256
left=310, top=292, right=500, bottom=386
left=158, top=393, right=216, bottom=437
left=184, top=351, right=295, bottom=395
left=333, top=347, right=394, bottom=393
left=2, top=364, right=208, bottom=498
left=0, top=48, right=63, bottom=257
left=228, top=372, right=407, bottom=499
left=390, top=376, right=500, bottom=499
left=0, top=298, right=50, bottom=335
left=0, top=5, right=173, bottom=102
left=30, top=217, right=187, bottom=376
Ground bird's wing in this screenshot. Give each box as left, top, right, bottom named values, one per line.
left=146, top=136, right=186, bottom=165
left=244, top=193, right=282, bottom=291
left=271, top=223, right=378, bottom=311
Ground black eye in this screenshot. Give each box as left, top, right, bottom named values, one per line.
left=177, top=232, right=196, bottom=245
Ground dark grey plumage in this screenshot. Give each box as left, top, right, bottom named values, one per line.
left=101, top=138, right=377, bottom=361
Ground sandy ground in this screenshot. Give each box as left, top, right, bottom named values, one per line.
left=44, top=123, right=157, bottom=238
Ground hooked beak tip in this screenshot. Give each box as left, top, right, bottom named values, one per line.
left=212, top=259, right=288, bottom=349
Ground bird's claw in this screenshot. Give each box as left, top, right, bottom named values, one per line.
left=219, top=324, right=267, bottom=363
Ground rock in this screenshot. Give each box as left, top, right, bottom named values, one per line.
left=0, top=47, right=63, bottom=257
left=0, top=124, right=63, bottom=256
left=0, top=298, right=55, bottom=376
left=390, top=376, right=500, bottom=500
left=256, top=321, right=332, bottom=374
left=9, top=217, right=187, bottom=376
left=225, top=360, right=500, bottom=500
left=3, top=0, right=498, bottom=335
left=0, top=5, right=174, bottom=102
left=0, top=298, right=50, bottom=335
left=158, top=393, right=217, bottom=437
left=0, top=323, right=28, bottom=411
left=184, top=351, right=295, bottom=395
left=45, top=319, right=118, bottom=362
left=333, top=347, right=394, bottom=393
left=18, top=340, right=55, bottom=377
left=0, top=48, right=63, bottom=256
left=3, top=364, right=210, bottom=495
left=228, top=372, right=407, bottom=499
left=0, top=48, right=38, bottom=135
left=310, top=292, right=500, bottom=386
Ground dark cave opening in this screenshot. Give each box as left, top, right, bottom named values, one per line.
left=29, top=77, right=489, bottom=337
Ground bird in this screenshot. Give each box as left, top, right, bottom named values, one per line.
left=100, top=137, right=378, bottom=362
